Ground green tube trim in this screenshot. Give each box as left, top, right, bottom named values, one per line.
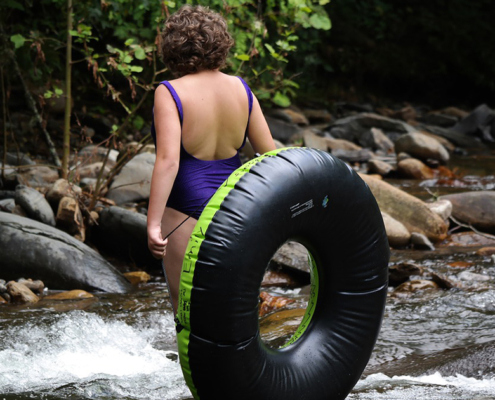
left=177, top=148, right=289, bottom=399
left=281, top=251, right=318, bottom=348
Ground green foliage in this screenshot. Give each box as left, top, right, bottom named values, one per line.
left=1, top=0, right=332, bottom=150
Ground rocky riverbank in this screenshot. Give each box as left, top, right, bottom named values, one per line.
left=1, top=101, right=494, bottom=305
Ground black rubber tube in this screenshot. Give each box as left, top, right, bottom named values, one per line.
left=176, top=148, right=389, bottom=400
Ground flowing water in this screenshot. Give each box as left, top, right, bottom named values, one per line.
left=1, top=151, right=495, bottom=399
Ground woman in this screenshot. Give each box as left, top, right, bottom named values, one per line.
left=147, top=5, right=275, bottom=314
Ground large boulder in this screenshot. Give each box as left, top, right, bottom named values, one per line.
left=95, top=206, right=160, bottom=268
left=395, top=132, right=450, bottom=163
left=359, top=174, right=448, bottom=242
left=0, top=212, right=133, bottom=293
left=107, top=153, right=155, bottom=204
left=440, top=191, right=495, bottom=233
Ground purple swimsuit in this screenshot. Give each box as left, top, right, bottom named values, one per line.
left=150, top=77, right=253, bottom=219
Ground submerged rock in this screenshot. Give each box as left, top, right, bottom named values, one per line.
left=44, top=290, right=94, bottom=300
left=389, top=262, right=423, bottom=286
left=392, top=280, right=439, bottom=297
left=0, top=212, right=133, bottom=293
left=259, top=291, right=295, bottom=317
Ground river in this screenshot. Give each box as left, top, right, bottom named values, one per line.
left=1, top=153, right=494, bottom=399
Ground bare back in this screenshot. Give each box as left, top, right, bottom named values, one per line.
left=167, top=71, right=250, bottom=160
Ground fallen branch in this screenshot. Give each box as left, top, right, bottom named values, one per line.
left=449, top=215, right=495, bottom=241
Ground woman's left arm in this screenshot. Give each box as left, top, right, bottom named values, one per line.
left=147, top=85, right=182, bottom=259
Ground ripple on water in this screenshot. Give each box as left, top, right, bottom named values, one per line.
left=0, top=311, right=191, bottom=399
left=349, top=372, right=495, bottom=400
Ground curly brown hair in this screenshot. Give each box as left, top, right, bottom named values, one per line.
left=159, top=5, right=234, bottom=77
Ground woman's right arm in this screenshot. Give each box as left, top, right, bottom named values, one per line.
left=147, top=85, right=182, bottom=259
left=247, top=95, right=276, bottom=154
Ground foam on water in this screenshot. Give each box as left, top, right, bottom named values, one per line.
left=0, top=311, right=190, bottom=399
left=349, top=372, right=495, bottom=399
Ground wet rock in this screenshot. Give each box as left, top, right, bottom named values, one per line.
left=431, top=272, right=457, bottom=289
left=44, top=289, right=94, bottom=300
left=95, top=206, right=158, bottom=268
left=325, top=138, right=362, bottom=152
left=458, top=271, right=491, bottom=282
left=477, top=247, right=495, bottom=256
left=441, top=106, right=469, bottom=119
left=15, top=185, right=55, bottom=226
left=259, top=291, right=295, bottom=317
left=107, top=153, right=155, bottom=204
left=16, top=166, right=60, bottom=188
left=7, top=281, right=39, bottom=304
left=268, top=108, right=309, bottom=126
left=77, top=162, right=111, bottom=180
left=381, top=212, right=410, bottom=248
left=392, top=280, right=439, bottom=297
left=46, top=179, right=82, bottom=206
left=359, top=174, right=448, bottom=241
left=396, top=152, right=412, bottom=162
left=358, top=127, right=395, bottom=153
left=18, top=278, right=44, bottom=294
left=426, top=199, right=452, bottom=221
left=395, top=132, right=449, bottom=163
left=411, top=232, right=435, bottom=250
left=271, top=242, right=310, bottom=273
left=389, top=262, right=423, bottom=286
left=420, top=113, right=458, bottom=127
left=441, top=191, right=495, bottom=233
left=328, top=112, right=415, bottom=143
left=419, top=124, right=486, bottom=149
left=397, top=158, right=435, bottom=179
left=56, top=196, right=85, bottom=241
left=0, top=212, right=133, bottom=293
left=0, top=190, right=15, bottom=200
left=367, top=159, right=394, bottom=176
left=302, top=109, right=333, bottom=124
left=332, top=148, right=374, bottom=163
left=123, top=271, right=151, bottom=285
left=5, top=152, right=35, bottom=166
left=1, top=292, right=11, bottom=302
left=0, top=296, right=6, bottom=304
left=0, top=198, right=15, bottom=212
left=265, top=116, right=302, bottom=143
left=302, top=130, right=327, bottom=150
left=391, top=105, right=418, bottom=122
left=262, top=269, right=300, bottom=288
left=418, top=130, right=456, bottom=152
left=452, top=104, right=495, bottom=142
left=441, top=232, right=495, bottom=247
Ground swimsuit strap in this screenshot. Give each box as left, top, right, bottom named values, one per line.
left=236, top=76, right=253, bottom=150
left=159, top=80, right=184, bottom=127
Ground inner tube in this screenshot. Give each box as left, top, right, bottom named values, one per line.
left=176, top=147, right=389, bottom=400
